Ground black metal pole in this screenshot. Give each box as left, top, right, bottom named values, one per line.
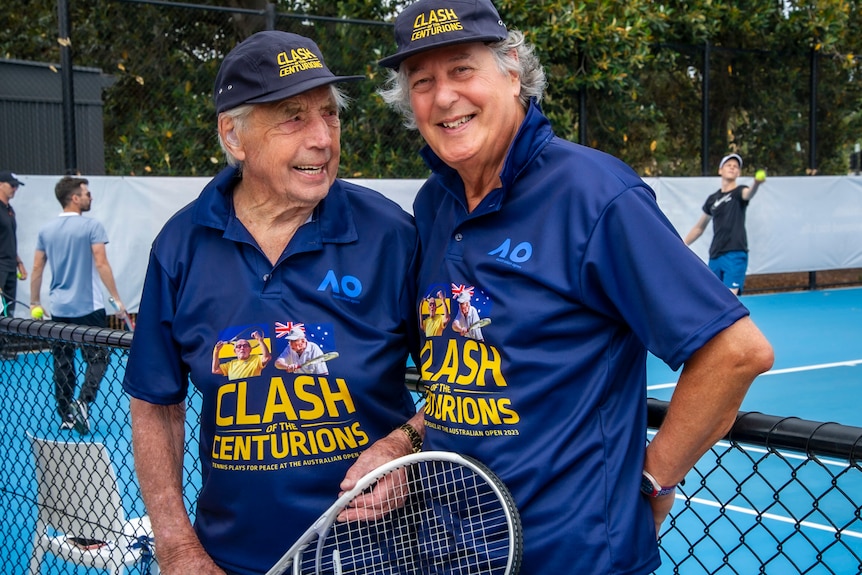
left=57, top=0, right=78, bottom=174
left=701, top=41, right=710, bottom=176
left=808, top=49, right=817, bottom=175
left=579, top=86, right=587, bottom=146
left=265, top=2, right=275, bottom=30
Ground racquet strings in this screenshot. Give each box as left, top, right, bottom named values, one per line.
left=316, top=458, right=515, bottom=574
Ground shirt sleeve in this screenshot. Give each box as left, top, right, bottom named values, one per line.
left=581, top=185, right=748, bottom=370
left=122, top=248, right=189, bottom=404
left=91, top=219, right=110, bottom=245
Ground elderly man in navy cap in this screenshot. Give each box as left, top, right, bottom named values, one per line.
left=339, top=1, right=774, bottom=574
left=0, top=171, right=27, bottom=340
left=123, top=31, right=420, bottom=574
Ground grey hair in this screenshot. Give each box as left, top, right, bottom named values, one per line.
left=378, top=30, right=547, bottom=130
left=218, top=84, right=350, bottom=167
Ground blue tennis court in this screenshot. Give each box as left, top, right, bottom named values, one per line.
left=648, top=287, right=862, bottom=574
left=647, top=287, right=862, bottom=426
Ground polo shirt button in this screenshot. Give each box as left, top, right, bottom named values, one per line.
left=454, top=233, right=463, bottom=242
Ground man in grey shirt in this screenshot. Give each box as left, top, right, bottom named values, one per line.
left=30, top=175, right=130, bottom=435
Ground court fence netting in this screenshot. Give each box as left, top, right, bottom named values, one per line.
left=1, top=317, right=860, bottom=574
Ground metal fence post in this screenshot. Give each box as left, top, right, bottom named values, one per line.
left=57, top=0, right=78, bottom=175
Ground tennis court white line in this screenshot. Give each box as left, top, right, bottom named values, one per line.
left=680, top=494, right=862, bottom=539
left=648, top=358, right=862, bottom=391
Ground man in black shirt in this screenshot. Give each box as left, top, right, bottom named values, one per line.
left=0, top=170, right=28, bottom=359
left=685, top=154, right=765, bottom=295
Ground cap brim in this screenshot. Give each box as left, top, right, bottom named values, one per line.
left=378, top=34, right=507, bottom=69
left=230, top=74, right=365, bottom=110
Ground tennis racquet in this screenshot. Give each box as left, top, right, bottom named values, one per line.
left=300, top=351, right=339, bottom=368
left=228, top=324, right=268, bottom=344
left=468, top=317, right=491, bottom=330
left=108, top=297, right=135, bottom=332
left=265, top=451, right=522, bottom=575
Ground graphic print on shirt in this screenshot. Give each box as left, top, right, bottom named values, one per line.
left=711, top=193, right=733, bottom=212
left=273, top=321, right=335, bottom=375
left=419, top=285, right=451, bottom=337
left=211, top=320, right=368, bottom=473
left=212, top=323, right=271, bottom=381
left=418, top=283, right=521, bottom=437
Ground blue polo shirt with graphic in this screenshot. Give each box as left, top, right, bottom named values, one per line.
left=123, top=166, right=419, bottom=574
left=413, top=100, right=748, bottom=574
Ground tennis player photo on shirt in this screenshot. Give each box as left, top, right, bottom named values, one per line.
left=274, top=324, right=337, bottom=375
left=211, top=327, right=272, bottom=381
left=450, top=283, right=491, bottom=341
left=420, top=289, right=451, bottom=337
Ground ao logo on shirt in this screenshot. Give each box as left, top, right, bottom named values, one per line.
left=488, top=238, right=533, bottom=268
left=317, top=270, right=362, bottom=301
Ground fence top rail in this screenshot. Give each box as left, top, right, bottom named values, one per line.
left=647, top=397, right=862, bottom=463
left=0, top=317, right=132, bottom=348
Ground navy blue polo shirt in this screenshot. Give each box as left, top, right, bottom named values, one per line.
left=413, top=101, right=748, bottom=574
left=123, top=166, right=419, bottom=574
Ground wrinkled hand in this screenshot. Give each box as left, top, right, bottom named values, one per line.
left=336, top=433, right=414, bottom=522
left=648, top=491, right=676, bottom=539
left=336, top=466, right=410, bottom=523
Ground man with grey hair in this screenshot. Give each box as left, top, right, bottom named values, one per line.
left=124, top=31, right=420, bottom=574
left=341, top=1, right=774, bottom=574
left=274, top=326, right=329, bottom=374
left=451, top=287, right=484, bottom=341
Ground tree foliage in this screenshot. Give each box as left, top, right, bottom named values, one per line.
left=1, top=0, right=861, bottom=177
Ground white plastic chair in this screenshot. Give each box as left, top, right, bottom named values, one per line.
left=27, top=434, right=159, bottom=575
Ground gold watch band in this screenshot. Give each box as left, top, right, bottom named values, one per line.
left=399, top=423, right=422, bottom=453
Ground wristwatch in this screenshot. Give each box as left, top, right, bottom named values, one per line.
left=399, top=423, right=422, bottom=453
left=640, top=470, right=676, bottom=498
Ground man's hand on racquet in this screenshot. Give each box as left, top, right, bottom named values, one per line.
left=338, top=427, right=414, bottom=493
left=337, top=418, right=423, bottom=523
left=337, top=465, right=410, bottom=523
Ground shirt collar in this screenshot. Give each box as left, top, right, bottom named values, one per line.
left=191, top=165, right=357, bottom=246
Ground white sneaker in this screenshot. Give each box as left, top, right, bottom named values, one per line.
left=71, top=400, right=90, bottom=436
left=60, top=415, right=75, bottom=431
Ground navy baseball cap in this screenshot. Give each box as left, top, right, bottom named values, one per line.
left=215, top=31, right=364, bottom=114
left=378, top=0, right=508, bottom=70
left=0, top=171, right=24, bottom=186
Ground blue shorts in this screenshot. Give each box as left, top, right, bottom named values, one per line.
left=708, top=251, right=748, bottom=293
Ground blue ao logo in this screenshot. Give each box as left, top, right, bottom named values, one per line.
left=317, top=270, right=362, bottom=303
left=488, top=238, right=533, bottom=269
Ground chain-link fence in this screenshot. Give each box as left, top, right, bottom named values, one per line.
left=1, top=317, right=860, bottom=573
left=2, top=0, right=861, bottom=178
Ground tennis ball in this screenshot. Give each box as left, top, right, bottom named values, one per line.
left=755, top=169, right=767, bottom=182
left=31, top=306, right=44, bottom=319
left=16, top=271, right=23, bottom=280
